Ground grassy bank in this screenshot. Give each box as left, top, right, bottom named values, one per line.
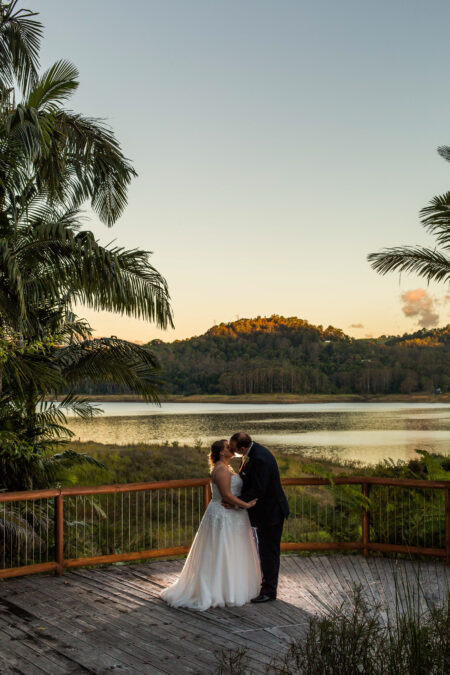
left=63, top=393, right=450, bottom=404
left=64, top=440, right=450, bottom=488
left=65, top=440, right=365, bottom=487
left=60, top=442, right=449, bottom=558
left=7, top=442, right=442, bottom=571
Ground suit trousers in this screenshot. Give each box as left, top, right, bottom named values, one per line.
left=254, top=519, right=284, bottom=597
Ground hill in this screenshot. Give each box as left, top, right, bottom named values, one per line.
left=77, top=316, right=449, bottom=397
left=143, top=316, right=449, bottom=396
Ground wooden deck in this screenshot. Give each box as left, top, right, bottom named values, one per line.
left=0, top=555, right=448, bottom=674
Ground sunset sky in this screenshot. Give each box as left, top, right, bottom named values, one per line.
left=39, top=0, right=450, bottom=342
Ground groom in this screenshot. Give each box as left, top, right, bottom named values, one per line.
left=229, top=432, right=289, bottom=603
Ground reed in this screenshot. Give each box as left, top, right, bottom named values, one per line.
left=215, top=578, right=450, bottom=674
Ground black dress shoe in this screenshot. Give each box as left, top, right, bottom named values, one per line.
left=251, top=594, right=276, bottom=603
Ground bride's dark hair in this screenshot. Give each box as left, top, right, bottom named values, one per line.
left=209, top=439, right=227, bottom=471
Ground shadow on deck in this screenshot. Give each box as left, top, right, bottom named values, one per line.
left=0, top=555, right=449, bottom=674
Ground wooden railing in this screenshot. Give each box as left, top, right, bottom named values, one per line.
left=0, top=477, right=449, bottom=579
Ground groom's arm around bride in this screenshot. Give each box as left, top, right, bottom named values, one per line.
left=229, top=432, right=289, bottom=602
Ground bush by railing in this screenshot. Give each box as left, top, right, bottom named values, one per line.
left=216, top=585, right=450, bottom=674
left=1, top=477, right=449, bottom=578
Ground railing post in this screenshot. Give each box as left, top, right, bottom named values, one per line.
left=362, top=483, right=370, bottom=557
left=55, top=493, right=64, bottom=576
left=203, top=483, right=211, bottom=512
left=445, top=488, right=450, bottom=566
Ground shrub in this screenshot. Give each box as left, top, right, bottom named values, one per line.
left=215, top=584, right=450, bottom=674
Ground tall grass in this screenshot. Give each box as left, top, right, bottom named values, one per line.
left=216, top=579, right=450, bottom=674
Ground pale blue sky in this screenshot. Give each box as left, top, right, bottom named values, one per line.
left=38, top=0, right=450, bottom=341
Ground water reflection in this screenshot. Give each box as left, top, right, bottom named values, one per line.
left=67, top=402, right=450, bottom=465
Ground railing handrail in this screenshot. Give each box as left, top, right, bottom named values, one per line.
left=1, top=475, right=449, bottom=502
left=0, top=487, right=61, bottom=502
left=1, top=475, right=449, bottom=578
left=282, top=477, right=450, bottom=489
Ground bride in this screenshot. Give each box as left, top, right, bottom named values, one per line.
left=160, top=439, right=261, bottom=610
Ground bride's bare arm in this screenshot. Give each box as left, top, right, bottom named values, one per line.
left=213, top=466, right=257, bottom=509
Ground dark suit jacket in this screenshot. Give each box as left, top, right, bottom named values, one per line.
left=239, top=442, right=289, bottom=527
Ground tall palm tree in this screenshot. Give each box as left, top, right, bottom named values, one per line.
left=368, top=147, right=450, bottom=284
left=0, top=3, right=174, bottom=491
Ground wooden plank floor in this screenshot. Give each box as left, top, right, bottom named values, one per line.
left=0, top=555, right=448, bottom=674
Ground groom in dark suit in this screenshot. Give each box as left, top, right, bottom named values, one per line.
left=229, top=432, right=289, bottom=603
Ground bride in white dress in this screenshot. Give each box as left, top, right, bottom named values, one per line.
left=160, top=439, right=261, bottom=610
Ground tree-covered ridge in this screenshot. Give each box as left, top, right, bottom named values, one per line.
left=206, top=315, right=348, bottom=342
left=384, top=325, right=450, bottom=348
left=137, top=316, right=450, bottom=397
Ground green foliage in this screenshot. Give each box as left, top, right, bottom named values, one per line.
left=60, top=443, right=449, bottom=558
left=368, top=146, right=450, bottom=285
left=216, top=586, right=450, bottom=674
left=138, top=316, right=448, bottom=397
left=63, top=442, right=210, bottom=486
left=72, top=316, right=450, bottom=397
left=0, top=1, right=42, bottom=93
left=0, top=2, right=173, bottom=493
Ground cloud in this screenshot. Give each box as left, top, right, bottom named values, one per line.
left=400, top=289, right=439, bottom=328
left=349, top=323, right=364, bottom=329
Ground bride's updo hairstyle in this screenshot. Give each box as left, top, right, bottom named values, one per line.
left=209, top=439, right=227, bottom=471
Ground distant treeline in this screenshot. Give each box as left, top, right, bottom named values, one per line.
left=77, top=316, right=450, bottom=396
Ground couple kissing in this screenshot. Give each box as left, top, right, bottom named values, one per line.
left=161, top=433, right=289, bottom=611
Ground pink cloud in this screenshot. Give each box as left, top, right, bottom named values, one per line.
left=400, top=289, right=439, bottom=328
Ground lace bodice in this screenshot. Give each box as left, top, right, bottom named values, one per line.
left=211, top=472, right=242, bottom=501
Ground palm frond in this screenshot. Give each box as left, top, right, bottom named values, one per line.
left=26, top=60, right=79, bottom=112
left=51, top=111, right=137, bottom=225
left=35, top=396, right=100, bottom=437
left=0, top=1, right=42, bottom=93
left=368, top=247, right=450, bottom=283
left=0, top=503, right=41, bottom=549
left=45, top=448, right=104, bottom=469
left=437, top=145, right=450, bottom=163
left=69, top=241, right=174, bottom=327
left=15, top=223, right=173, bottom=328
left=58, top=337, right=163, bottom=403
left=0, top=340, right=63, bottom=396
left=47, top=393, right=102, bottom=419
left=419, top=192, right=450, bottom=249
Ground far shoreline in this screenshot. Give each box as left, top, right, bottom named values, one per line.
left=66, top=393, right=450, bottom=404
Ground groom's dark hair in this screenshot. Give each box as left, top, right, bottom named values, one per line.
left=230, top=432, right=252, bottom=449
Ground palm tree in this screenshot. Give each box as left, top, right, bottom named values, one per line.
left=368, top=147, right=450, bottom=284
left=0, top=3, right=174, bottom=492
left=0, top=175, right=171, bottom=490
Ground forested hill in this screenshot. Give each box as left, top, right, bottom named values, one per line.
left=205, top=316, right=348, bottom=342
left=140, top=316, right=449, bottom=396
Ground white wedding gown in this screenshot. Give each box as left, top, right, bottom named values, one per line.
left=160, top=473, right=261, bottom=610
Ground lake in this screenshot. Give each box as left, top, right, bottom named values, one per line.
left=66, top=401, right=450, bottom=465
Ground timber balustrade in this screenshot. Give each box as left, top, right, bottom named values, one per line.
left=1, top=477, right=449, bottom=579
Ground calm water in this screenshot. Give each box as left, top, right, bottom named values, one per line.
left=66, top=402, right=450, bottom=465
